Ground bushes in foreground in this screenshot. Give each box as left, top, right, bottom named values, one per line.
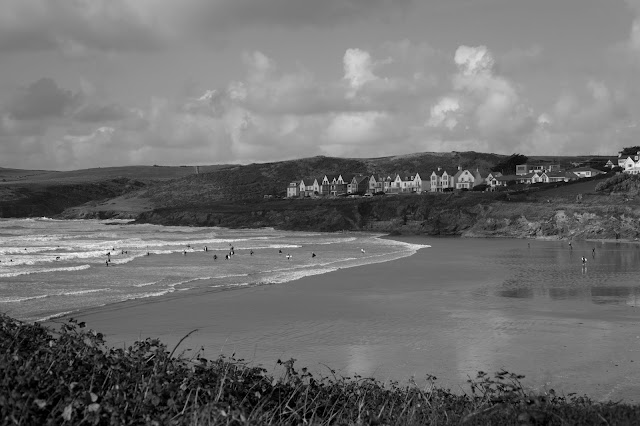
left=1, top=314, right=640, bottom=425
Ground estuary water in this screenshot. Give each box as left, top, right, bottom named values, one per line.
left=3, top=218, right=640, bottom=401
left=0, top=218, right=426, bottom=322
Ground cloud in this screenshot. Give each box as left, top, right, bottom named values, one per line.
left=6, top=78, right=80, bottom=120
left=427, top=97, right=460, bottom=129
left=426, top=45, right=536, bottom=151
left=0, top=0, right=167, bottom=55
left=73, top=103, right=130, bottom=122
left=343, top=48, right=379, bottom=96
left=0, top=0, right=412, bottom=55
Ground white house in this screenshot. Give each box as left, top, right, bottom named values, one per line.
left=454, top=169, right=475, bottom=189
left=430, top=168, right=454, bottom=192
left=570, top=167, right=603, bottom=179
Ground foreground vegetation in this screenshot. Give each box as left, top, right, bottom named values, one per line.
left=2, top=314, right=640, bottom=425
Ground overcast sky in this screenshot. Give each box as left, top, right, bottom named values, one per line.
left=1, top=0, right=640, bottom=170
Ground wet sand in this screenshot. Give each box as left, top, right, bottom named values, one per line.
left=73, top=236, right=640, bottom=403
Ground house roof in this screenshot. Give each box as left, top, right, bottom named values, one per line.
left=496, top=175, right=518, bottom=182
left=570, top=167, right=602, bottom=173
left=431, top=169, right=451, bottom=177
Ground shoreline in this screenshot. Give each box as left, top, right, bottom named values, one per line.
left=65, top=235, right=640, bottom=402
left=49, top=232, right=425, bottom=323
left=34, top=230, right=640, bottom=326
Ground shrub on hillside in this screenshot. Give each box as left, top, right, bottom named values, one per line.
left=4, top=314, right=640, bottom=424
left=595, top=174, right=640, bottom=193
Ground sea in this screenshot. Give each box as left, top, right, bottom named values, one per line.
left=0, top=218, right=427, bottom=322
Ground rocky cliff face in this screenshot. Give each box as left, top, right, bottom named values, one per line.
left=130, top=193, right=640, bottom=241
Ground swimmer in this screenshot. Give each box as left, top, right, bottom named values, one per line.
left=286, top=254, right=292, bottom=260
left=213, top=254, right=217, bottom=260
left=55, top=256, right=60, bottom=260
left=250, top=250, right=254, bottom=256
left=312, top=252, right=316, bottom=258
left=147, top=252, right=150, bottom=256
left=361, top=248, right=365, bottom=254
left=279, top=249, right=282, bottom=254
left=183, top=250, right=187, bottom=255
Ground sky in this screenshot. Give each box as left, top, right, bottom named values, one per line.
left=1, top=0, right=640, bottom=170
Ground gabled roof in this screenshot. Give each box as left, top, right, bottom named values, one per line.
left=354, top=175, right=370, bottom=184
left=431, top=169, right=451, bottom=177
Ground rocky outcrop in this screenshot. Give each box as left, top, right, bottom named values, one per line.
left=131, top=195, right=640, bottom=240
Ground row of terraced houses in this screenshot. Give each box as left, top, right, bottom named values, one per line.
left=286, top=163, right=611, bottom=198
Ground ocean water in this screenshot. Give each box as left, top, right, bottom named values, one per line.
left=0, top=218, right=427, bottom=322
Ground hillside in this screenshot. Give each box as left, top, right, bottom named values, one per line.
left=0, top=165, right=228, bottom=218
left=3, top=151, right=632, bottom=243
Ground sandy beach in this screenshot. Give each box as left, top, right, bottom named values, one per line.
left=72, top=236, right=640, bottom=403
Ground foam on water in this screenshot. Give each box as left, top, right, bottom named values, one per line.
left=0, top=219, right=424, bottom=322
left=0, top=264, right=91, bottom=278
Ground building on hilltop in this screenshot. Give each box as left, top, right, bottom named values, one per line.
left=570, top=167, right=603, bottom=179
left=430, top=167, right=456, bottom=192
left=516, top=163, right=561, bottom=176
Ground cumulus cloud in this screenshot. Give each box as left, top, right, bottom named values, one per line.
left=426, top=44, right=536, bottom=151
left=427, top=97, right=460, bottom=129
left=343, top=48, right=379, bottom=96
left=3, top=37, right=638, bottom=170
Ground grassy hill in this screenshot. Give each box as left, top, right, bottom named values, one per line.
left=0, top=151, right=619, bottom=220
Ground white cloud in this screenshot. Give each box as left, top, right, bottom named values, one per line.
left=428, top=97, right=460, bottom=129
left=343, top=48, right=378, bottom=97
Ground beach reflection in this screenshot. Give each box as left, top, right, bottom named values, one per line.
left=76, top=236, right=640, bottom=403
left=494, top=240, right=640, bottom=307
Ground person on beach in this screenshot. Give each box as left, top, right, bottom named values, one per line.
left=582, top=256, right=587, bottom=264
left=105, top=260, right=109, bottom=267
left=592, top=247, right=596, bottom=255
left=568, top=241, right=572, bottom=249
left=205, top=246, right=208, bottom=252
left=225, top=254, right=230, bottom=260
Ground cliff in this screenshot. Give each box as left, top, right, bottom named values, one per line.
left=128, top=189, right=640, bottom=241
